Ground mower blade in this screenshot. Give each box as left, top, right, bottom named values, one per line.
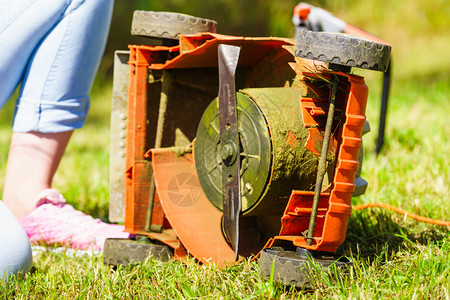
left=218, top=44, right=241, bottom=261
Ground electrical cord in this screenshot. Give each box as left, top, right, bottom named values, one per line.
left=353, top=202, right=450, bottom=226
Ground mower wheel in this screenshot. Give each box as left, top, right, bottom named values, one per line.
left=131, top=11, right=217, bottom=39
left=103, top=238, right=172, bottom=266
left=259, top=247, right=352, bottom=289
left=295, top=30, right=391, bottom=72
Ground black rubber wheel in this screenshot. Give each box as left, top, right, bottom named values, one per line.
left=103, top=238, right=172, bottom=266
left=295, top=30, right=391, bottom=72
left=131, top=11, right=217, bottom=39
left=259, top=247, right=352, bottom=289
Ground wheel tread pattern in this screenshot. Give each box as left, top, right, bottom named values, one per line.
left=259, top=247, right=352, bottom=288
left=131, top=11, right=217, bottom=39
left=103, top=238, right=172, bottom=266
left=295, top=30, right=391, bottom=72
left=259, top=248, right=311, bottom=288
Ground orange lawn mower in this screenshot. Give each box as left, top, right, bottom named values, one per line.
left=103, top=4, right=391, bottom=287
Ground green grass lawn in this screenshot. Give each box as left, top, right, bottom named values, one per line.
left=1, top=1, right=449, bottom=298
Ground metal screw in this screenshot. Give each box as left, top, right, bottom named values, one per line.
left=220, top=144, right=234, bottom=161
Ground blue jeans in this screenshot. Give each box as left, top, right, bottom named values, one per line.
left=0, top=201, right=32, bottom=282
left=0, top=0, right=114, bottom=133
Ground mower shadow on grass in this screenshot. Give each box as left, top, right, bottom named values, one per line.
left=341, top=209, right=447, bottom=261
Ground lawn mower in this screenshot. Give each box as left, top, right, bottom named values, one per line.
left=104, top=4, right=391, bottom=288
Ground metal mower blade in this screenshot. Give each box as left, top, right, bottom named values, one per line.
left=217, top=44, right=241, bottom=260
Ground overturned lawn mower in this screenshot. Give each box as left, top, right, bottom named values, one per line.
left=104, top=6, right=391, bottom=288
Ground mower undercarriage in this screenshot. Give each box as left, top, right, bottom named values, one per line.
left=104, top=9, right=390, bottom=288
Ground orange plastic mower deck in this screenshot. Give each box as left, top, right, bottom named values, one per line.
left=123, top=33, right=368, bottom=264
